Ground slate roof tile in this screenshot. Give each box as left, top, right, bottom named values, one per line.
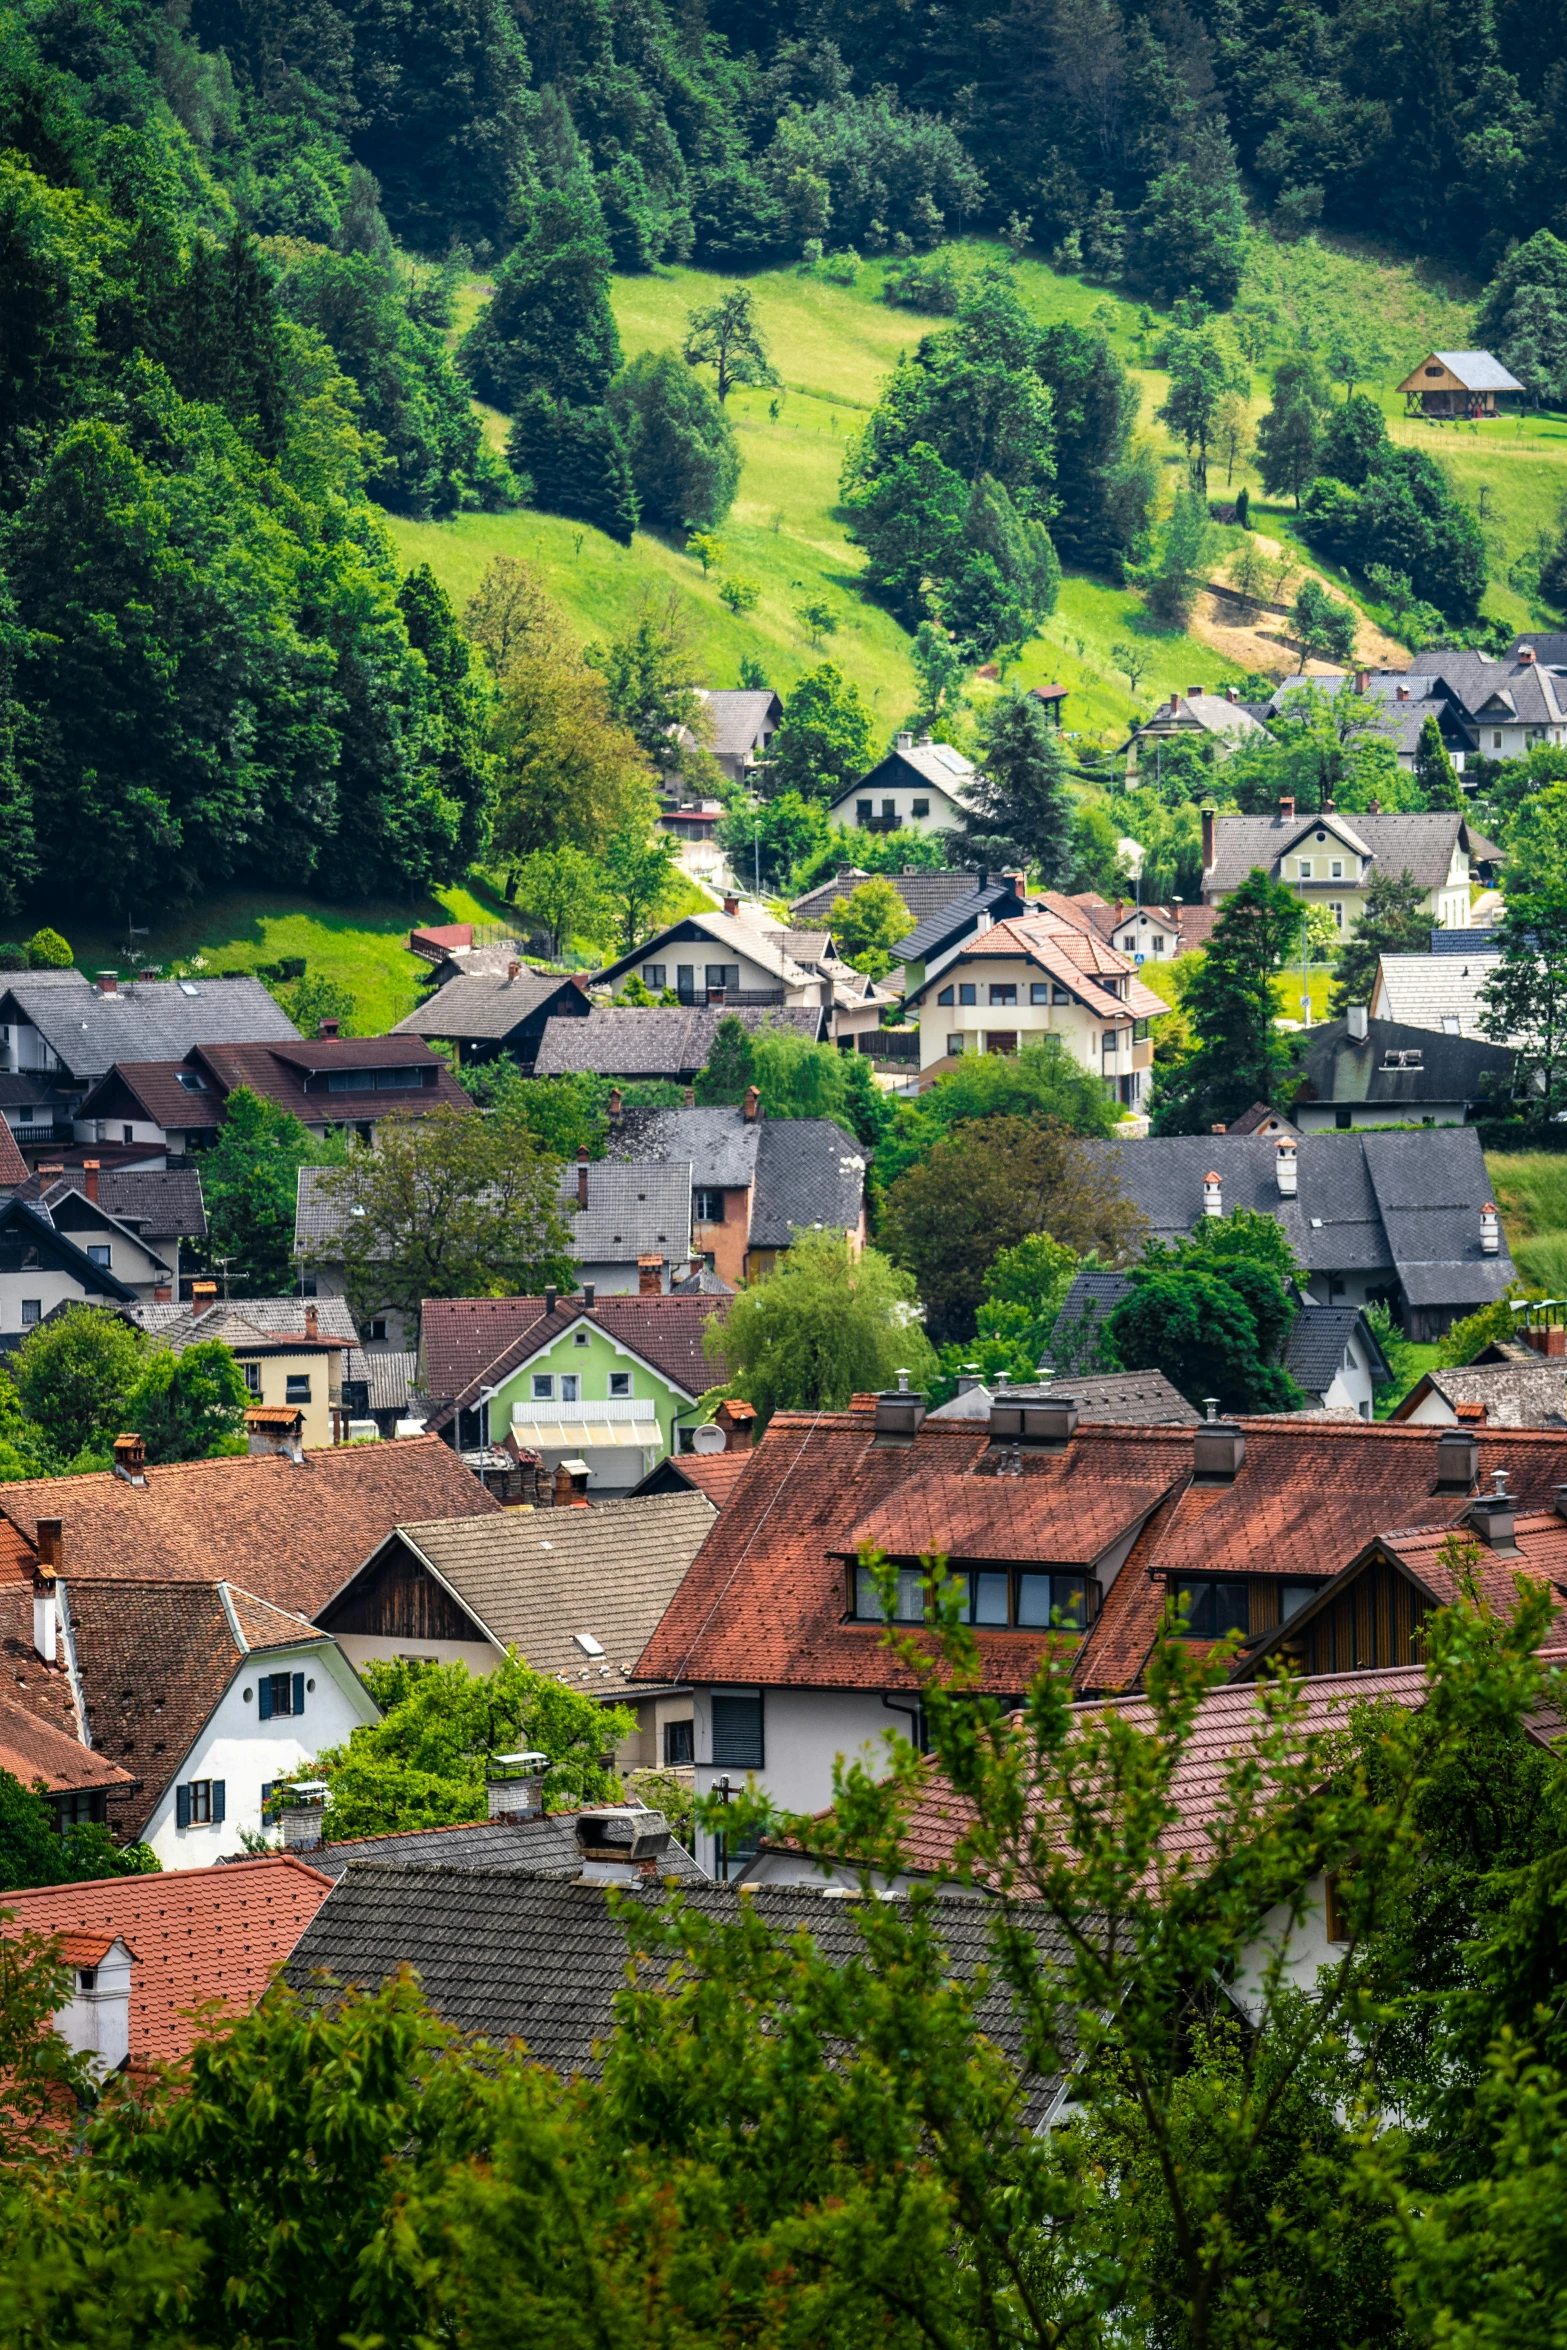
left=0, top=974, right=300, bottom=1084
left=532, top=1006, right=823, bottom=1081
left=393, top=968, right=586, bottom=1042
left=301, top=1807, right=705, bottom=1883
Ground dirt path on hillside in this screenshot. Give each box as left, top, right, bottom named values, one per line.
left=1184, top=533, right=1411, bottom=681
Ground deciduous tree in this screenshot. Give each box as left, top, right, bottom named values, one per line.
left=682, top=286, right=778, bottom=405
left=704, top=1226, right=934, bottom=1418
left=1330, top=866, right=1431, bottom=1014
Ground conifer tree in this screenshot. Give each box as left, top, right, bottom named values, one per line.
left=1414, top=710, right=1462, bottom=809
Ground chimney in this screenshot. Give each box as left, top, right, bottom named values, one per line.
left=1480, top=1201, right=1500, bottom=1255
left=582, top=1282, right=596, bottom=1309
left=94, top=970, right=118, bottom=996
left=1275, top=1139, right=1298, bottom=1198
left=1193, top=1419, right=1246, bottom=1482
left=1522, top=1318, right=1566, bottom=1358
left=32, top=1539, right=57, bottom=1663
left=1519, top=646, right=1537, bottom=664
left=1396, top=684, right=1410, bottom=701
left=279, top=1780, right=329, bottom=1851
left=638, top=1255, right=664, bottom=1295
left=723, top=893, right=740, bottom=917
left=684, top=1086, right=696, bottom=1109
left=608, top=1088, right=622, bottom=1120
left=486, top=1750, right=550, bottom=1821
left=1211, top=1124, right=1227, bottom=1135
left=708, top=985, right=726, bottom=1006
left=554, top=1459, right=590, bottom=1507
left=36, top=1518, right=61, bottom=1575
left=1347, top=1004, right=1369, bottom=1043
left=577, top=1144, right=590, bottom=1209
left=1187, top=684, right=1203, bottom=698
left=742, top=1085, right=760, bottom=1123
left=1435, top=1427, right=1479, bottom=1492
left=1278, top=795, right=1295, bottom=819
left=873, top=1369, right=927, bottom=1447
left=111, top=1432, right=146, bottom=1485
left=1554, top=1484, right=1567, bottom=1521
left=506, top=959, right=521, bottom=982
left=82, top=1158, right=100, bottom=1204
left=152, top=1284, right=172, bottom=1304
left=318, top=1017, right=340, bottom=1039
left=304, top=1303, right=319, bottom=1343
left=896, top=732, right=913, bottom=752
left=988, top=1390, right=1078, bottom=1447
left=544, top=1285, right=557, bottom=1315
left=956, top=1363, right=983, bottom=1396
left=138, top=967, right=157, bottom=983
left=574, top=1807, right=672, bottom=1885
left=1201, top=807, right=1216, bottom=872
left=1354, top=668, right=1370, bottom=694
left=1468, top=1471, right=1518, bottom=1553
left=1202, top=1170, right=1223, bottom=1218
left=191, top=1279, right=218, bottom=1309
left=1226, top=684, right=1240, bottom=704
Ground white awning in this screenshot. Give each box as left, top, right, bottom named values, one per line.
left=507, top=1419, right=663, bottom=1452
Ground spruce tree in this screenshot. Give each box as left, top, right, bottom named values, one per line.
left=965, top=687, right=1074, bottom=883
left=460, top=177, right=621, bottom=413
left=507, top=395, right=639, bottom=544
left=1414, top=711, right=1462, bottom=810
left=695, top=1015, right=756, bottom=1105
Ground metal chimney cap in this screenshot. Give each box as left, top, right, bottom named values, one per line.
left=489, top=1750, right=550, bottom=1775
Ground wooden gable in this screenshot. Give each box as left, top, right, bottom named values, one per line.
left=316, top=1533, right=490, bottom=1645
left=1259, top=1546, right=1431, bottom=1677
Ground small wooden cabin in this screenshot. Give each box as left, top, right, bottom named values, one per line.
left=1397, top=351, right=1523, bottom=419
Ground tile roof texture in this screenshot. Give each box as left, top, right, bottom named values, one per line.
left=892, top=876, right=1026, bottom=966
left=337, top=1494, right=717, bottom=1686
left=609, top=1105, right=762, bottom=1189
left=750, top=1118, right=867, bottom=1245
left=1371, top=953, right=1506, bottom=1040
left=0, top=1436, right=500, bottom=1618
left=0, top=1694, right=135, bottom=1797
left=558, top=1158, right=693, bottom=1263
left=72, top=1061, right=226, bottom=1134
left=285, top=1864, right=1069, bottom=2093
left=0, top=1121, right=26, bottom=1185
left=191, top=1038, right=470, bottom=1124
left=1391, top=1361, right=1567, bottom=1426
left=1202, top=808, right=1485, bottom=897
left=44, top=1166, right=208, bottom=1241
left=137, top=1296, right=360, bottom=1345
left=65, top=1579, right=338, bottom=1834
left=532, top=1005, right=823, bottom=1081
left=300, top=1807, right=706, bottom=1883
left=345, top=1348, right=416, bottom=1414
left=846, top=1457, right=1180, bottom=1566
left=0, top=973, right=300, bottom=1083
left=696, top=687, right=779, bottom=758
left=2, top=1858, right=332, bottom=2062
left=393, top=968, right=586, bottom=1042
left=1282, top=1304, right=1375, bottom=1394
left=1292, top=1015, right=1513, bottom=1108
left=791, top=867, right=982, bottom=927
left=419, top=1294, right=730, bottom=1416
left=629, top=1450, right=752, bottom=1505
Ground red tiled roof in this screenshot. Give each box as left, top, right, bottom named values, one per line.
left=0, top=1436, right=501, bottom=1619
left=0, top=1120, right=27, bottom=1184
left=421, top=1293, right=731, bottom=1415
left=846, top=1456, right=1180, bottom=1567
left=0, top=1575, right=83, bottom=1742
left=0, top=1694, right=134, bottom=1796
left=667, top=1452, right=751, bottom=1507
left=1, top=1857, right=332, bottom=2061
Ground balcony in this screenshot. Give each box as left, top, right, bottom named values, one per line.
left=674, top=987, right=785, bottom=1009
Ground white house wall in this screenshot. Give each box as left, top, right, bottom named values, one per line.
left=140, top=1642, right=377, bottom=1868
left=690, top=1683, right=914, bottom=1876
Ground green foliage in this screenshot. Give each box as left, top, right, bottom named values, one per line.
left=24, top=927, right=70, bottom=968
left=11, top=1306, right=146, bottom=1461
left=827, top=878, right=908, bottom=977
left=1110, top=1216, right=1305, bottom=1413
left=1331, top=867, right=1432, bottom=1015
left=507, top=392, right=638, bottom=544
left=513, top=845, right=609, bottom=957
left=1157, top=326, right=1243, bottom=489
left=1478, top=876, right=1567, bottom=1120
left=200, top=1088, right=343, bottom=1297
left=1415, top=711, right=1463, bottom=810
left=1152, top=867, right=1304, bottom=1133
left=460, top=178, right=620, bottom=414
left=459, top=1062, right=609, bottom=1160
left=1255, top=355, right=1330, bottom=507
left=1140, top=479, right=1214, bottom=629
left=279, top=971, right=358, bottom=1038
left=693, top=1014, right=755, bottom=1106
left=881, top=1114, right=1145, bottom=1342
left=704, top=1227, right=935, bottom=1419
left=682, top=287, right=777, bottom=405
left=718, top=577, right=760, bottom=615
left=1476, top=230, right=1567, bottom=407
left=1034, top=321, right=1151, bottom=570
left=313, top=1652, right=631, bottom=1836
left=931, top=1231, right=1082, bottom=1398
left=1132, top=150, right=1250, bottom=308
left=601, top=821, right=680, bottom=952
left=1293, top=576, right=1359, bottom=665
left=766, top=663, right=875, bottom=802
left=0, top=1768, right=160, bottom=1893
left=607, top=350, right=739, bottom=533
left=1229, top=680, right=1417, bottom=821
left=963, top=687, right=1074, bottom=880
left=1434, top=1289, right=1530, bottom=1368
left=1299, top=421, right=1487, bottom=622
left=124, top=1341, right=250, bottom=1464
left=878, top=1035, right=1120, bottom=1192
left=592, top=591, right=707, bottom=783
left=718, top=788, right=828, bottom=892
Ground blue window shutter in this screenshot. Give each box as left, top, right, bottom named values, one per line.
left=176, top=1783, right=190, bottom=1830
left=258, top=1677, right=272, bottom=1720
left=211, top=1780, right=225, bottom=1825
left=292, top=1672, right=305, bottom=1716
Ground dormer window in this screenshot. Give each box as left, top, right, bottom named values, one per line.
left=176, top=1072, right=207, bottom=1092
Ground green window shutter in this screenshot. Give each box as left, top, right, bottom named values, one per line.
left=176, top=1783, right=191, bottom=1830
left=211, top=1781, right=226, bottom=1825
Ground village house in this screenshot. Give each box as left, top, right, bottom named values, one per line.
left=1262, top=668, right=1473, bottom=773
left=143, top=1292, right=353, bottom=1447
left=900, top=904, right=1168, bottom=1106
left=0, top=1189, right=172, bottom=1336
left=531, top=1003, right=828, bottom=1087
left=314, top=1490, right=716, bottom=1768
left=1119, top=687, right=1268, bottom=782
left=391, top=960, right=592, bottom=1071
left=1067, top=894, right=1220, bottom=963
left=790, top=865, right=985, bottom=932
left=1200, top=804, right=1498, bottom=936
left=604, top=1094, right=868, bottom=1286
left=1389, top=1317, right=1567, bottom=1428
left=824, top=734, right=978, bottom=837
left=1397, top=351, right=1523, bottom=419
left=28, top=1164, right=207, bottom=1285
left=685, top=687, right=782, bottom=786
left=1289, top=1008, right=1514, bottom=1128
left=74, top=1032, right=470, bottom=1158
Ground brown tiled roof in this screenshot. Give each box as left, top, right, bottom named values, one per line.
left=76, top=1062, right=225, bottom=1132
left=0, top=1437, right=500, bottom=1619
left=1, top=1857, right=332, bottom=2062
left=420, top=1293, right=730, bottom=1420
left=65, top=1580, right=335, bottom=1834
left=846, top=1456, right=1180, bottom=1566
left=190, top=1038, right=470, bottom=1123
left=0, top=1120, right=26, bottom=1185
left=0, top=1519, right=83, bottom=1741
left=0, top=1694, right=135, bottom=1797
left=664, top=1452, right=751, bottom=1506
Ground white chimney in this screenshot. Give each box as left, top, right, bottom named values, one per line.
left=1347, top=1004, right=1368, bottom=1042
left=33, top=1581, right=56, bottom=1664
left=1481, top=1201, right=1500, bottom=1255
left=1275, top=1140, right=1298, bottom=1198
left=486, top=1750, right=550, bottom=1820
left=1202, top=1170, right=1223, bottom=1218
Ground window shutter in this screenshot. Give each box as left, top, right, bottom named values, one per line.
left=211, top=1780, right=226, bottom=1825
left=710, top=1691, right=764, bottom=1770
left=292, top=1672, right=305, bottom=1716
left=176, top=1783, right=190, bottom=1831
left=258, top=1677, right=273, bottom=1720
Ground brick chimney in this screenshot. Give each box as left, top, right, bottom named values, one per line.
left=304, top=1303, right=318, bottom=1342
left=33, top=1520, right=60, bottom=1663
left=577, top=1144, right=590, bottom=1209
left=191, top=1279, right=218, bottom=1309
left=638, top=1255, right=664, bottom=1295
left=506, top=959, right=521, bottom=982
left=723, top=893, right=740, bottom=916
left=1278, top=795, right=1295, bottom=819
left=1397, top=684, right=1410, bottom=700
left=684, top=1086, right=696, bottom=1108
left=94, top=970, right=118, bottom=996
left=1519, top=646, right=1538, bottom=665
left=1226, top=684, right=1240, bottom=703
left=111, top=1431, right=147, bottom=1484
left=318, top=1018, right=340, bottom=1039
left=1523, top=1320, right=1565, bottom=1357
left=1354, top=668, right=1370, bottom=694
left=36, top=1517, right=61, bottom=1573
left=82, top=1158, right=99, bottom=1204
left=742, top=1084, right=760, bottom=1122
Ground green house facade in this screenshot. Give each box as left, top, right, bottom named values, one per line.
left=475, top=1320, right=698, bottom=1496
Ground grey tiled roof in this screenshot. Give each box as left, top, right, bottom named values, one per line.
left=294, top=1165, right=351, bottom=1250
left=748, top=1119, right=867, bottom=1246
left=345, top=1349, right=416, bottom=1412
left=698, top=688, right=780, bottom=758
left=1429, top=929, right=1497, bottom=954
left=364, top=1492, right=717, bottom=1683
left=893, top=877, right=1023, bottom=966
left=1202, top=809, right=1480, bottom=897
left=47, top=1167, right=207, bottom=1241
left=393, top=968, right=584, bottom=1041
left=560, top=1160, right=692, bottom=1262
left=790, top=868, right=981, bottom=926
left=300, top=1811, right=706, bottom=1883
left=930, top=1368, right=1196, bottom=1423
left=1371, top=955, right=1504, bottom=1040
left=1292, top=1016, right=1513, bottom=1109
left=1408, top=1361, right=1567, bottom=1427
left=137, top=1296, right=359, bottom=1343
left=285, top=1865, right=1071, bottom=2094
left=533, top=1005, right=824, bottom=1080
left=609, top=1106, right=763, bottom=1190
left=0, top=973, right=299, bottom=1083
left=1282, top=1305, right=1368, bottom=1394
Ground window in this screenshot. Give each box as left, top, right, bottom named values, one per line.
left=1335, top=1108, right=1353, bottom=1130
left=609, top=1371, right=630, bottom=1397
left=560, top=1373, right=579, bottom=1403
left=175, top=1779, right=225, bottom=1828
left=532, top=1374, right=555, bottom=1401
left=642, top=964, right=666, bottom=990
left=367, top=1318, right=386, bottom=1342
left=1493, top=731, right=1503, bottom=749
left=881, top=799, right=896, bottom=821
left=1133, top=1018, right=1150, bottom=1042
left=856, top=800, right=873, bottom=823
left=324, top=1065, right=426, bottom=1093
left=285, top=1373, right=311, bottom=1403
left=54, top=1790, right=106, bottom=1828
left=854, top=1565, right=927, bottom=1622
left=122, top=1125, right=134, bottom=1144
left=705, top=965, right=739, bottom=992
left=1279, top=1581, right=1318, bottom=1623
left=573, top=1329, right=589, bottom=1346
left=677, top=964, right=695, bottom=995
left=911, top=798, right=930, bottom=817
left=711, top=1690, right=764, bottom=1768
left=1171, top=1579, right=1249, bottom=1637
left=1103, top=1029, right=1118, bottom=1055
left=694, top=1188, right=725, bottom=1222
left=1298, top=859, right=1313, bottom=879
left=1441, top=1014, right=1461, bottom=1034
left=257, top=1671, right=304, bottom=1719
left=20, top=1301, right=40, bottom=1326
left=951, top=1569, right=1089, bottom=1629
left=176, top=1071, right=208, bottom=1093
left=988, top=983, right=1017, bottom=1006
left=663, top=1717, right=694, bottom=1766
left=1329, top=902, right=1345, bottom=929
left=242, top=1361, right=260, bottom=1395
left=85, top=1244, right=110, bottom=1267
left=1330, top=859, right=1344, bottom=879
left=1152, top=933, right=1165, bottom=951
left=937, top=985, right=954, bottom=1006
left=1053, top=984, right=1071, bottom=1004
left=958, top=983, right=976, bottom=1006
left=1424, top=363, right=1443, bottom=378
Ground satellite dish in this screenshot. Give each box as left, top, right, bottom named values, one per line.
left=691, top=1423, right=727, bottom=1454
